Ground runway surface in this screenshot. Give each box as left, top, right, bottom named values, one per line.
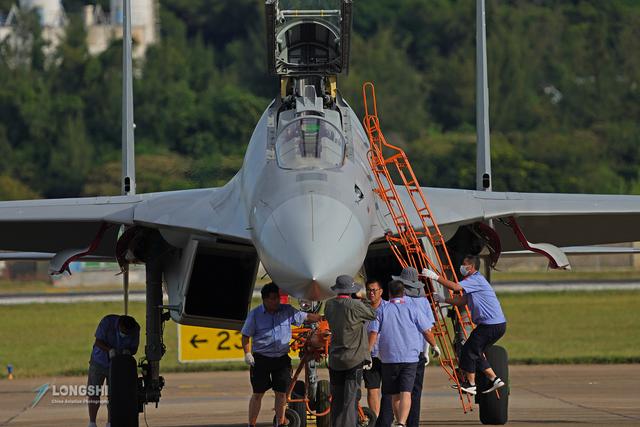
left=1, top=364, right=638, bottom=426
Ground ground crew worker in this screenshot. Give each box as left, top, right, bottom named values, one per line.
left=363, top=279, right=388, bottom=416
left=87, top=314, right=140, bottom=427
left=324, top=275, right=377, bottom=427
left=393, top=267, right=439, bottom=427
left=423, top=254, right=507, bottom=395
left=241, top=282, right=321, bottom=427
left=368, top=280, right=439, bottom=427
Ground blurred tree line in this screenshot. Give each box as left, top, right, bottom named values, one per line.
left=0, top=0, right=639, bottom=200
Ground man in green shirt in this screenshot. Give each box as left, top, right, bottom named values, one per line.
left=325, top=275, right=377, bottom=427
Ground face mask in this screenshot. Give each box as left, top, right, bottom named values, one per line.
left=459, top=265, right=469, bottom=277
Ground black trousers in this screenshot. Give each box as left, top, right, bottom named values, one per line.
left=375, top=353, right=425, bottom=427
left=459, top=323, right=507, bottom=373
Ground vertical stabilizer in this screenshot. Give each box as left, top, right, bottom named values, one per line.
left=476, top=0, right=491, bottom=191
left=121, top=0, right=136, bottom=196
left=120, top=0, right=135, bottom=315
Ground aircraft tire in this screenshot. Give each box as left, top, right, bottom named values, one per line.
left=358, top=406, right=377, bottom=427
left=477, top=345, right=509, bottom=425
left=108, top=354, right=139, bottom=427
left=315, top=379, right=331, bottom=427
left=291, top=380, right=307, bottom=427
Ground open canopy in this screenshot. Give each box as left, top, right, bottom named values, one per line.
left=265, top=0, right=352, bottom=76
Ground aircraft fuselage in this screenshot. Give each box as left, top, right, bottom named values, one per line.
left=240, top=102, right=380, bottom=300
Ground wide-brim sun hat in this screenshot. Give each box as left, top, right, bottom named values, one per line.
left=330, top=275, right=361, bottom=294
left=391, top=266, right=422, bottom=289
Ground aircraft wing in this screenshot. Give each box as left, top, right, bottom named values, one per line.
left=0, top=176, right=251, bottom=258
left=392, top=187, right=640, bottom=251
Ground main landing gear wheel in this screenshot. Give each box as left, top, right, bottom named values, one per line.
left=476, top=345, right=509, bottom=425
left=315, top=379, right=331, bottom=427
left=108, top=354, right=139, bottom=427
left=291, top=380, right=307, bottom=427
left=358, top=406, right=377, bottom=427
left=274, top=408, right=301, bottom=427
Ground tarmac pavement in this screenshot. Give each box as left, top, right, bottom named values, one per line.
left=1, top=364, right=638, bottom=426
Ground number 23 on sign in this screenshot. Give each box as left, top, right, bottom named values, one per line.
left=178, top=325, right=298, bottom=362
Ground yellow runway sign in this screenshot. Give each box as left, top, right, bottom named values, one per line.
left=178, top=325, right=299, bottom=363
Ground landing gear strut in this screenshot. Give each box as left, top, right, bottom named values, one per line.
left=110, top=230, right=172, bottom=425
left=138, top=259, right=166, bottom=407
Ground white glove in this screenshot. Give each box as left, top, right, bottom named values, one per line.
left=423, top=343, right=430, bottom=366
left=431, top=345, right=441, bottom=359
left=244, top=353, right=255, bottom=366
left=363, top=360, right=373, bottom=370
left=433, top=293, right=447, bottom=304
left=121, top=349, right=131, bottom=356
left=422, top=268, right=439, bottom=281
left=108, top=348, right=117, bottom=359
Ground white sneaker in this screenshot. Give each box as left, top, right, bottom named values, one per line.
left=459, top=381, right=477, bottom=395
left=482, top=377, right=506, bottom=394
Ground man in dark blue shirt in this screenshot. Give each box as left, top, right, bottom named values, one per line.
left=87, top=314, right=140, bottom=427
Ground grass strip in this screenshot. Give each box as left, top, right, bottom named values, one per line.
left=0, top=290, right=638, bottom=377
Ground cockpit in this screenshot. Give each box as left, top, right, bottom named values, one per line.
left=275, top=117, right=345, bottom=170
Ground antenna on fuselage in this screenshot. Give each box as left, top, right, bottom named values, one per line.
left=121, top=0, right=135, bottom=315
left=476, top=0, right=492, bottom=192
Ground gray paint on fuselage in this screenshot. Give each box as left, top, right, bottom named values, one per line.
left=237, top=97, right=379, bottom=299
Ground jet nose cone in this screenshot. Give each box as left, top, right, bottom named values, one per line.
left=258, top=194, right=367, bottom=300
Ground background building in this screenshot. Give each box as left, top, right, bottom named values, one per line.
left=85, top=0, right=158, bottom=57
left=0, top=0, right=158, bottom=59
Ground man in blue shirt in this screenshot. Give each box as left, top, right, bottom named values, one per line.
left=241, top=282, right=321, bottom=427
left=87, top=314, right=140, bottom=427
left=394, top=267, right=440, bottom=427
left=368, top=280, right=438, bottom=427
left=423, top=254, right=507, bottom=396
left=363, top=278, right=388, bottom=417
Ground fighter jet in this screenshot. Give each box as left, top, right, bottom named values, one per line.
left=2, top=0, right=639, bottom=320
left=1, top=0, right=639, bottom=421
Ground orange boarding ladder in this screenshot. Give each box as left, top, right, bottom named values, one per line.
left=362, top=82, right=475, bottom=413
